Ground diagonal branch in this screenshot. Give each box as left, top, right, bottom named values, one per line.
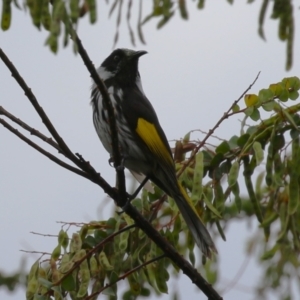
left=0, top=105, right=61, bottom=152
left=177, top=71, right=261, bottom=178
left=0, top=117, right=90, bottom=181
left=0, top=48, right=78, bottom=163
left=0, top=47, right=118, bottom=199
left=0, top=44, right=222, bottom=300
left=72, top=33, right=127, bottom=205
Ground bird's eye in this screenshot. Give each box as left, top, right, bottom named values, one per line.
left=113, top=55, right=120, bottom=62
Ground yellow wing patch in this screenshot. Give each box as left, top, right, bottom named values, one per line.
left=136, top=118, right=173, bottom=164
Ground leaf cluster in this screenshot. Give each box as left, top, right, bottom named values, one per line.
left=0, top=0, right=297, bottom=69
left=1, top=0, right=96, bottom=52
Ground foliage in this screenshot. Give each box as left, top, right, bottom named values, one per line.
left=21, top=76, right=300, bottom=300
left=0, top=0, right=296, bottom=69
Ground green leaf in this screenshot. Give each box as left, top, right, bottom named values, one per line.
left=86, top=0, right=97, bottom=23
left=269, top=83, right=283, bottom=97
left=155, top=264, right=168, bottom=294
left=210, top=153, right=224, bottom=168
left=183, top=131, right=190, bottom=143
left=262, top=101, right=275, bottom=111
left=246, top=126, right=258, bottom=135
left=99, top=251, right=114, bottom=271
left=244, top=106, right=254, bottom=117
left=249, top=108, right=260, bottom=121
left=261, top=244, right=279, bottom=260
left=258, top=88, right=274, bottom=102
left=288, top=90, right=299, bottom=100
left=41, top=0, right=51, bottom=30
left=289, top=76, right=300, bottom=90
left=273, top=134, right=285, bottom=152
left=260, top=212, right=278, bottom=228
left=70, top=233, right=82, bottom=253
left=1, top=0, right=12, bottom=30
left=157, top=12, right=174, bottom=29
left=203, top=192, right=222, bottom=219
left=215, top=141, right=230, bottom=154
left=228, top=161, right=239, bottom=187
left=253, top=141, right=264, bottom=165
left=69, top=0, right=79, bottom=23
left=61, top=274, right=76, bottom=292
left=228, top=135, right=239, bottom=149
left=197, top=0, right=205, bottom=9
left=237, top=134, right=250, bottom=147
left=28, top=259, right=40, bottom=281
left=38, top=278, right=53, bottom=289
left=290, top=128, right=300, bottom=139
left=231, top=182, right=242, bottom=212
left=278, top=89, right=289, bottom=102
left=128, top=274, right=141, bottom=295
left=179, top=0, right=188, bottom=19
left=232, top=104, right=240, bottom=112
left=281, top=108, right=299, bottom=129
left=119, top=230, right=129, bottom=251
left=140, top=287, right=151, bottom=297
left=77, top=260, right=90, bottom=298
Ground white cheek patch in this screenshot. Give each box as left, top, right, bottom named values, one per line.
left=97, top=66, right=115, bottom=81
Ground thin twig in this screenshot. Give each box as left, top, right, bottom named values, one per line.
left=0, top=105, right=61, bottom=152
left=30, top=232, right=59, bottom=238
left=177, top=72, right=261, bottom=178
left=19, top=250, right=51, bottom=255
left=0, top=118, right=91, bottom=180
left=0, top=48, right=78, bottom=163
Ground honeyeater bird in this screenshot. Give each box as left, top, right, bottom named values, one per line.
left=91, top=49, right=217, bottom=258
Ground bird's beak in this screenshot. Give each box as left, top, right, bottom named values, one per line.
left=132, top=50, right=147, bottom=59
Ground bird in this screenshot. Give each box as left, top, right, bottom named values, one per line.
left=91, top=48, right=217, bottom=258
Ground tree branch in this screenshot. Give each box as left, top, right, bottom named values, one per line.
left=0, top=105, right=61, bottom=152
left=177, top=71, right=261, bottom=178
left=0, top=117, right=90, bottom=181
left=0, top=48, right=78, bottom=163
left=72, top=33, right=127, bottom=205
left=0, top=44, right=222, bottom=299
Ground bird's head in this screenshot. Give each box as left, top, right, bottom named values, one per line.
left=98, top=48, right=147, bottom=87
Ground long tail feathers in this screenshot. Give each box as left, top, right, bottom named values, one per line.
left=173, top=184, right=218, bottom=258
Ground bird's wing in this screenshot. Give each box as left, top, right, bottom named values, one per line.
left=121, top=86, right=173, bottom=166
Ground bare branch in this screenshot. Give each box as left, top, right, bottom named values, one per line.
left=0, top=118, right=90, bottom=180
left=0, top=47, right=78, bottom=163
left=72, top=32, right=127, bottom=205
left=0, top=105, right=61, bottom=152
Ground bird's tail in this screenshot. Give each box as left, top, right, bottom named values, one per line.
left=172, top=182, right=217, bottom=258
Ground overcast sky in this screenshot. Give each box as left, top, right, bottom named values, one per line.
left=0, top=1, right=299, bottom=300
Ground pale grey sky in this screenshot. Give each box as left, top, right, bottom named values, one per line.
left=0, top=1, right=299, bottom=300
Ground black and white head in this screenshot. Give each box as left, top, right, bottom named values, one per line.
left=97, top=48, right=147, bottom=87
